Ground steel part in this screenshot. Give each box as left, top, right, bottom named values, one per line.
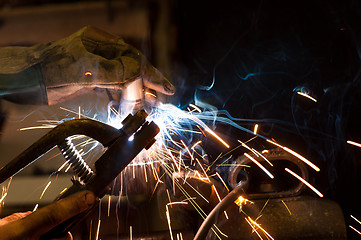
left=58, top=139, right=94, bottom=183
left=228, top=147, right=308, bottom=199
left=206, top=196, right=346, bottom=240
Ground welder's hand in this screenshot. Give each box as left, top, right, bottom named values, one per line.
left=0, top=191, right=96, bottom=240
left=39, top=26, right=175, bottom=105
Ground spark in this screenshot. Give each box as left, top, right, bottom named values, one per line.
left=33, top=203, right=39, bottom=212
left=351, top=215, right=361, bottom=225
left=181, top=140, right=194, bottom=161
left=130, top=226, right=133, bottom=240
left=285, top=168, right=323, bottom=197
left=350, top=225, right=361, bottom=235
left=0, top=192, right=7, bottom=204
left=267, top=139, right=320, bottom=172
left=145, top=91, right=157, bottom=98
left=95, top=219, right=101, bottom=240
left=234, top=196, right=252, bottom=207
left=257, top=199, right=269, bottom=220
left=60, top=106, right=94, bottom=120
left=281, top=200, right=292, bottom=215
left=40, top=181, right=52, bottom=199
left=57, top=160, right=70, bottom=172
left=189, top=104, right=202, bottom=113
left=238, top=140, right=273, bottom=166
left=19, top=125, right=56, bottom=131
left=107, top=195, right=111, bottom=216
left=297, top=91, right=317, bottom=102
left=253, top=124, right=259, bottom=135
left=248, top=217, right=274, bottom=240
left=191, top=140, right=202, bottom=150
left=166, top=204, right=174, bottom=240
left=347, top=140, right=361, bottom=148
left=212, top=185, right=229, bottom=219
left=89, top=220, right=93, bottom=240
left=85, top=71, right=92, bottom=76
left=196, top=125, right=206, bottom=137
left=60, top=188, right=68, bottom=194
left=245, top=217, right=264, bottom=240
left=0, top=177, right=12, bottom=206
left=167, top=201, right=189, bottom=206
left=204, top=128, right=230, bottom=148
left=65, top=164, right=72, bottom=173
left=215, top=172, right=229, bottom=192
left=244, top=153, right=274, bottom=179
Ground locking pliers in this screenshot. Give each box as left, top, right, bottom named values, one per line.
left=0, top=109, right=159, bottom=238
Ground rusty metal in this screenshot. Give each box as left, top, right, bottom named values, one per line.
left=228, top=147, right=308, bottom=199
left=207, top=196, right=346, bottom=240
left=0, top=109, right=159, bottom=238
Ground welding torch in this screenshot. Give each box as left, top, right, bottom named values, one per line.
left=0, top=109, right=159, bottom=239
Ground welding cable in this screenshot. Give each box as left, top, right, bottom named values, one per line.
left=193, top=179, right=248, bottom=240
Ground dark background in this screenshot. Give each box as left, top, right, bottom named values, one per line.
left=172, top=0, right=361, bottom=238
left=1, top=0, right=361, bottom=238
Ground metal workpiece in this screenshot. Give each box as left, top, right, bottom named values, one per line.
left=206, top=196, right=346, bottom=240
left=228, top=147, right=308, bottom=199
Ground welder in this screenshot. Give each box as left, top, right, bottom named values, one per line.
left=0, top=26, right=175, bottom=240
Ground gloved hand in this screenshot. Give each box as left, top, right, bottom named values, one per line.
left=0, top=26, right=175, bottom=105
left=0, top=191, right=96, bottom=240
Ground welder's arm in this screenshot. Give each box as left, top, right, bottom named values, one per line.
left=0, top=26, right=175, bottom=105
left=0, top=191, right=96, bottom=240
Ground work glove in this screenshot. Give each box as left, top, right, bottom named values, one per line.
left=0, top=191, right=97, bottom=240
left=0, top=26, right=175, bottom=105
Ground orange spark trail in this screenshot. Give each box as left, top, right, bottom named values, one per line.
left=297, top=91, right=317, bottom=102
left=244, top=153, right=274, bottom=179
left=245, top=217, right=264, bottom=240
left=0, top=193, right=7, bottom=204
left=95, top=219, right=101, bottom=240
left=248, top=217, right=274, bottom=240
left=350, top=225, right=361, bottom=235
left=181, top=140, right=194, bottom=160
left=253, top=124, right=259, bottom=135
left=212, top=185, right=229, bottom=219
left=285, top=168, right=323, bottom=197
left=215, top=172, right=229, bottom=192
left=204, top=128, right=230, bottom=148
left=351, top=215, right=361, bottom=225
left=40, top=181, right=52, bottom=199
left=189, top=104, right=202, bottom=113
left=267, top=139, right=320, bottom=172
left=145, top=91, right=157, bottom=98
left=347, top=140, right=361, bottom=148
left=33, top=204, right=39, bottom=212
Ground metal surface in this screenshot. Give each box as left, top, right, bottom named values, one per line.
left=207, top=196, right=347, bottom=240
left=228, top=147, right=308, bottom=199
